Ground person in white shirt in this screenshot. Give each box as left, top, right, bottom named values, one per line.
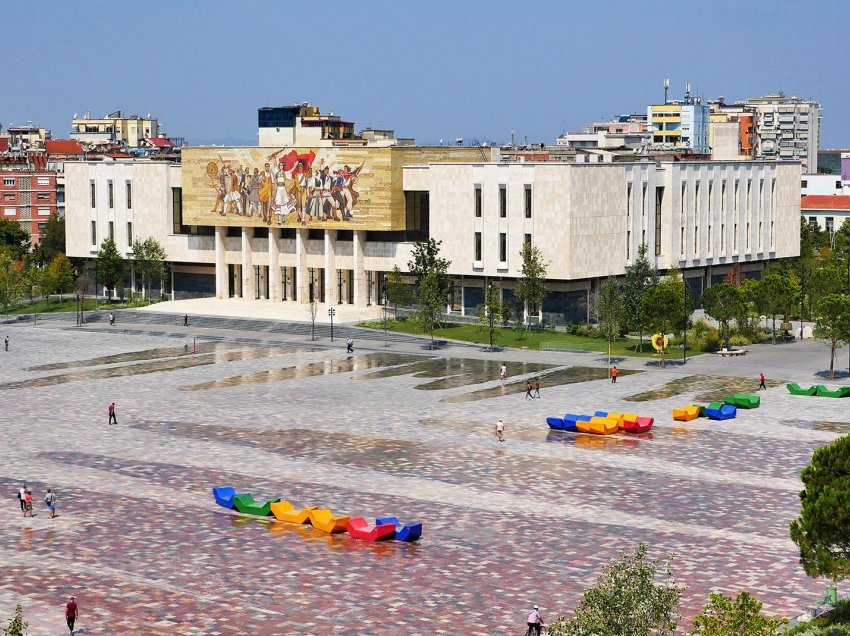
left=495, top=419, right=505, bottom=442
left=18, top=484, right=26, bottom=512
left=526, top=605, right=543, bottom=635
left=500, top=363, right=507, bottom=381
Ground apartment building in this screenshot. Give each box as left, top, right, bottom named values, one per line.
left=0, top=169, right=58, bottom=242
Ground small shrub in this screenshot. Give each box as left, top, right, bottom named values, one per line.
left=3, top=604, right=28, bottom=636
left=728, top=333, right=751, bottom=347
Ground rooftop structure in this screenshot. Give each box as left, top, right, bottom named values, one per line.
left=71, top=110, right=163, bottom=148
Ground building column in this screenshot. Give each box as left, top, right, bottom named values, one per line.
left=268, top=228, right=281, bottom=301
left=296, top=228, right=308, bottom=303
left=241, top=227, right=255, bottom=300
left=353, top=230, right=367, bottom=306
left=324, top=229, right=337, bottom=305
left=215, top=226, right=227, bottom=299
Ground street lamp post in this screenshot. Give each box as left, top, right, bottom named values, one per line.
left=800, top=262, right=806, bottom=341
left=683, top=283, right=688, bottom=365
left=328, top=307, right=336, bottom=342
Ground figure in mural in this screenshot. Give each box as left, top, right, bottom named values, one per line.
left=320, top=165, right=341, bottom=221
left=249, top=168, right=262, bottom=217
left=237, top=164, right=249, bottom=216
left=259, top=162, right=275, bottom=224
left=341, top=163, right=364, bottom=220
left=223, top=166, right=242, bottom=215
left=207, top=162, right=227, bottom=216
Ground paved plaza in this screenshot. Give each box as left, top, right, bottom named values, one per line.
left=1, top=318, right=849, bottom=635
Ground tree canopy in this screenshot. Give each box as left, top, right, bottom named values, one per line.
left=96, top=237, right=124, bottom=299
left=622, top=243, right=659, bottom=351
left=791, top=435, right=850, bottom=580
left=515, top=241, right=548, bottom=325
left=813, top=294, right=850, bottom=380
left=408, top=238, right=452, bottom=298
left=132, top=237, right=168, bottom=299
left=700, top=283, right=743, bottom=347
left=476, top=280, right=503, bottom=350
left=592, top=277, right=625, bottom=364
left=689, top=591, right=786, bottom=636
left=0, top=218, right=30, bottom=260
left=754, top=272, right=798, bottom=343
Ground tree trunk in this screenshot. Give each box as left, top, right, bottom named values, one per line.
left=772, top=315, right=776, bottom=344
left=830, top=344, right=835, bottom=380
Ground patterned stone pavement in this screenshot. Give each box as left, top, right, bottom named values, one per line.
left=1, top=324, right=848, bottom=634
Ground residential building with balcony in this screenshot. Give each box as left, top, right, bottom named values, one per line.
left=0, top=168, right=58, bottom=243
left=71, top=111, right=161, bottom=148
left=745, top=93, right=820, bottom=174
left=647, top=99, right=710, bottom=154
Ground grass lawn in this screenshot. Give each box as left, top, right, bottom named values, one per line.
left=359, top=319, right=704, bottom=359
left=0, top=298, right=99, bottom=315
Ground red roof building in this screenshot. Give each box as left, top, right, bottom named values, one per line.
left=0, top=168, right=58, bottom=243
left=800, top=195, right=850, bottom=211
left=44, top=139, right=85, bottom=156
left=801, top=195, right=850, bottom=235
left=0, top=137, right=8, bottom=153
left=143, top=137, right=175, bottom=148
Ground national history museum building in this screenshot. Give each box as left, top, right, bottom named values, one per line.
left=65, top=104, right=801, bottom=324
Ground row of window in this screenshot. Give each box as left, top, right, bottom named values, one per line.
left=2, top=177, right=52, bottom=187
left=91, top=220, right=133, bottom=247
left=473, top=232, right=532, bottom=263
left=3, top=193, right=53, bottom=202
left=90, top=180, right=132, bottom=210
left=474, top=184, right=533, bottom=218
left=3, top=207, right=52, bottom=216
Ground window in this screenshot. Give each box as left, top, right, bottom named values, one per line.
left=38, top=222, right=47, bottom=233
left=694, top=225, right=699, bottom=255
left=90, top=180, right=96, bottom=208
left=3, top=194, right=13, bottom=202
left=499, top=185, right=507, bottom=218
left=474, top=185, right=482, bottom=218
left=734, top=223, right=738, bottom=248
left=802, top=179, right=808, bottom=188
left=680, top=183, right=686, bottom=215
left=108, top=181, right=114, bottom=208
left=654, top=186, right=664, bottom=256
left=626, top=183, right=632, bottom=218
left=642, top=183, right=647, bottom=218
left=308, top=229, right=323, bottom=240
left=126, top=181, right=132, bottom=209
left=37, top=193, right=49, bottom=201
left=524, top=233, right=532, bottom=245
left=707, top=225, right=712, bottom=253
left=109, top=221, right=114, bottom=240
left=721, top=223, right=725, bottom=251
left=91, top=221, right=97, bottom=245
left=746, top=179, right=752, bottom=211
left=708, top=182, right=713, bottom=213
left=680, top=227, right=685, bottom=256
left=626, top=230, right=631, bottom=260
left=734, top=180, right=739, bottom=212
left=3, top=208, right=15, bottom=216
left=499, top=232, right=507, bottom=262
left=3, top=178, right=14, bottom=186
left=746, top=222, right=750, bottom=249
left=524, top=185, right=532, bottom=218
left=826, top=217, right=835, bottom=236
left=171, top=187, right=184, bottom=234
left=127, top=222, right=133, bottom=247
left=37, top=177, right=50, bottom=186
left=37, top=207, right=50, bottom=216
left=837, top=181, right=842, bottom=190
left=721, top=181, right=726, bottom=212
left=474, top=232, right=482, bottom=261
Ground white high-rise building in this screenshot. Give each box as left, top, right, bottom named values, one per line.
left=746, top=93, right=820, bottom=174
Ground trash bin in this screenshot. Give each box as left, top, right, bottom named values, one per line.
left=826, top=585, right=838, bottom=605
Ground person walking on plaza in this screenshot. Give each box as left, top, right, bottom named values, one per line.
left=346, top=337, right=354, bottom=353
left=45, top=488, right=57, bottom=518
left=109, top=312, right=115, bottom=326
left=18, top=483, right=27, bottom=512
left=500, top=363, right=508, bottom=381
left=23, top=489, right=33, bottom=517
left=758, top=372, right=766, bottom=391
left=526, top=605, right=544, bottom=636
left=4, top=335, right=8, bottom=351
left=183, top=314, right=189, bottom=327
left=495, top=418, right=505, bottom=442
left=65, top=596, right=78, bottom=634
left=611, top=366, right=619, bottom=383
left=108, top=402, right=117, bottom=425
left=533, top=377, right=541, bottom=399
left=525, top=380, right=533, bottom=400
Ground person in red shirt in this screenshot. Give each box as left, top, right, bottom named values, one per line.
left=65, top=596, right=78, bottom=633
left=23, top=489, right=33, bottom=517
left=758, top=372, right=766, bottom=391
left=108, top=402, right=117, bottom=425
left=611, top=366, right=619, bottom=383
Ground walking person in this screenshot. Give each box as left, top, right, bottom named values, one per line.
left=45, top=488, right=57, bottom=518
left=758, top=372, right=766, bottom=391
left=108, top=402, right=117, bottom=426
left=500, top=363, right=507, bottom=381
left=4, top=335, right=8, bottom=351
left=611, top=366, right=619, bottom=383
left=18, top=483, right=27, bottom=512
left=495, top=418, right=505, bottom=442
left=183, top=314, right=189, bottom=327
left=525, top=380, right=533, bottom=400
left=109, top=312, right=115, bottom=326
left=346, top=337, right=354, bottom=353
left=23, top=489, right=33, bottom=517
left=65, top=596, right=78, bottom=634
left=533, top=377, right=541, bottom=399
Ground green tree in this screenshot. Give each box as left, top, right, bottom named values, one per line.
left=813, top=294, right=850, bottom=380
left=408, top=238, right=452, bottom=298
left=0, top=249, right=26, bottom=310
left=591, top=277, right=624, bottom=364
left=3, top=604, right=28, bottom=636
left=0, top=218, right=30, bottom=260
left=643, top=269, right=688, bottom=367
left=515, top=242, right=548, bottom=327
left=476, top=280, right=503, bottom=351
left=132, top=237, right=168, bottom=300
left=48, top=253, right=75, bottom=301
left=700, top=284, right=743, bottom=348
left=791, top=435, right=850, bottom=580
left=415, top=271, right=446, bottom=349
left=548, top=543, right=683, bottom=636
left=33, top=215, right=65, bottom=264
left=754, top=273, right=798, bottom=344
left=622, top=243, right=660, bottom=352
left=809, top=266, right=847, bottom=311
left=385, top=265, right=411, bottom=318
left=689, top=591, right=786, bottom=636
left=96, top=237, right=124, bottom=300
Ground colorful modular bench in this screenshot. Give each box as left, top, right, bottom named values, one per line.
left=788, top=383, right=850, bottom=398
left=547, top=411, right=653, bottom=435
left=672, top=397, right=750, bottom=422
left=212, top=487, right=421, bottom=542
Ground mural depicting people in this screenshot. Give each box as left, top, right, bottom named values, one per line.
left=249, top=168, right=262, bottom=216
left=259, top=162, right=275, bottom=225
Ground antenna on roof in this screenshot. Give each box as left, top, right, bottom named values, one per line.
left=664, top=78, right=670, bottom=104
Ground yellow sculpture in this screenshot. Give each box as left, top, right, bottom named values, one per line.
left=270, top=501, right=318, bottom=524
left=308, top=508, right=350, bottom=534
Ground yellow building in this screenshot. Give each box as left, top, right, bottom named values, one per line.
left=70, top=110, right=160, bottom=148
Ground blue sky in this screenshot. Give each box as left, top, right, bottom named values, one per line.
left=5, top=0, right=848, bottom=147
